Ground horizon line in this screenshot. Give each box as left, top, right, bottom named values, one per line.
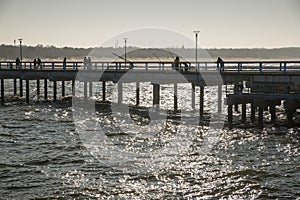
left=1, top=43, right=300, bottom=50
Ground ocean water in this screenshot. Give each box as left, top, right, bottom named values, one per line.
left=0, top=80, right=300, bottom=199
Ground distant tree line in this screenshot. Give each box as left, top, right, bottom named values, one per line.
left=0, top=44, right=299, bottom=61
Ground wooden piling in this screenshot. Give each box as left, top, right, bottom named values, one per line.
left=1, top=79, right=4, bottom=105
left=136, top=82, right=140, bottom=105
left=287, top=109, right=294, bottom=124
left=228, top=104, right=233, bottom=128
left=53, top=81, right=57, bottom=101
left=200, top=86, right=204, bottom=117
left=62, top=81, right=65, bottom=97
left=102, top=81, right=106, bottom=101
left=270, top=105, right=276, bottom=123
left=251, top=103, right=256, bottom=122
left=44, top=79, right=48, bottom=100
left=26, top=80, right=29, bottom=104
left=72, top=80, right=75, bottom=96
left=153, top=84, right=160, bottom=105
left=234, top=104, right=239, bottom=112
left=218, top=85, right=222, bottom=113
left=13, top=79, right=17, bottom=95
left=242, top=103, right=246, bottom=123
left=118, top=82, right=123, bottom=104
left=174, top=83, right=178, bottom=110
left=191, top=83, right=195, bottom=109
left=84, top=81, right=87, bottom=101
left=258, top=106, right=264, bottom=129
left=37, top=79, right=40, bottom=97
left=20, top=79, right=23, bottom=97
left=89, top=81, right=92, bottom=97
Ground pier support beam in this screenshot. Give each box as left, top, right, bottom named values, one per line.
left=228, top=104, right=233, bottom=128
left=1, top=79, right=4, bottom=105
left=218, top=85, right=222, bottom=113
left=62, top=81, right=65, bottom=97
left=83, top=81, right=87, bottom=101
left=258, top=107, right=264, bottom=129
left=191, top=83, right=195, bottom=110
left=153, top=84, right=160, bottom=106
left=44, top=79, right=48, bottom=100
left=174, top=83, right=178, bottom=110
left=118, top=82, right=123, bottom=104
left=37, top=80, right=40, bottom=97
left=199, top=86, right=204, bottom=117
left=251, top=103, right=256, bottom=122
left=136, top=82, right=140, bottom=106
left=20, top=79, right=23, bottom=97
left=89, top=82, right=92, bottom=97
left=270, top=105, right=276, bottom=123
left=26, top=80, right=29, bottom=104
left=14, top=79, right=17, bottom=95
left=53, top=81, right=57, bottom=102
left=242, top=103, right=246, bottom=123
left=102, top=81, right=106, bottom=101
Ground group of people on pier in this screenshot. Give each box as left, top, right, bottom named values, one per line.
left=33, top=58, right=42, bottom=69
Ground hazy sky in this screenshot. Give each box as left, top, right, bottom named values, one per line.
left=0, top=0, right=299, bottom=48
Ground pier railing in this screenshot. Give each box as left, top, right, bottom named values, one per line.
left=0, top=60, right=300, bottom=73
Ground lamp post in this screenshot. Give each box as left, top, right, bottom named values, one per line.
left=18, top=38, right=23, bottom=63
left=194, top=31, right=200, bottom=68
left=123, top=38, right=128, bottom=67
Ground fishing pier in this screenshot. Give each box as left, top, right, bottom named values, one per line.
left=0, top=60, right=300, bottom=128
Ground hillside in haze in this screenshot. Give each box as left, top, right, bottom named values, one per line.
left=0, top=44, right=299, bottom=61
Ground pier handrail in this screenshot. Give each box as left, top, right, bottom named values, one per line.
left=0, top=60, right=300, bottom=73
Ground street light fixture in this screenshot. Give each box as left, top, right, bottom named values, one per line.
left=18, top=38, right=23, bottom=63
left=194, top=31, right=200, bottom=68
left=123, top=38, right=128, bottom=67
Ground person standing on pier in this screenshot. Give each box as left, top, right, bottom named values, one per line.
left=33, top=58, right=37, bottom=69
left=63, top=57, right=67, bottom=70
left=174, top=56, right=180, bottom=71
left=37, top=58, right=42, bottom=69
left=16, top=57, right=21, bottom=69
left=217, top=57, right=224, bottom=71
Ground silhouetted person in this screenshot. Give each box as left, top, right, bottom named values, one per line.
left=37, top=58, right=42, bottom=68
left=33, top=58, right=37, bottom=69
left=174, top=56, right=180, bottom=71
left=217, top=57, right=224, bottom=71
left=184, top=62, right=189, bottom=72
left=63, top=57, right=67, bottom=70
left=83, top=57, right=88, bottom=69
left=16, top=57, right=21, bottom=69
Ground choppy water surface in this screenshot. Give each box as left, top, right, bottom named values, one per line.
left=0, top=82, right=300, bottom=199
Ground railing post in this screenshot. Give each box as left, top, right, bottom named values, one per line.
left=52, top=62, right=55, bottom=70
left=145, top=63, right=148, bottom=70
left=30, top=63, right=32, bottom=69
left=284, top=63, right=287, bottom=75
left=279, top=63, right=282, bottom=71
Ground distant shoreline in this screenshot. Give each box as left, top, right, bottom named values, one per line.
left=1, top=45, right=299, bottom=61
